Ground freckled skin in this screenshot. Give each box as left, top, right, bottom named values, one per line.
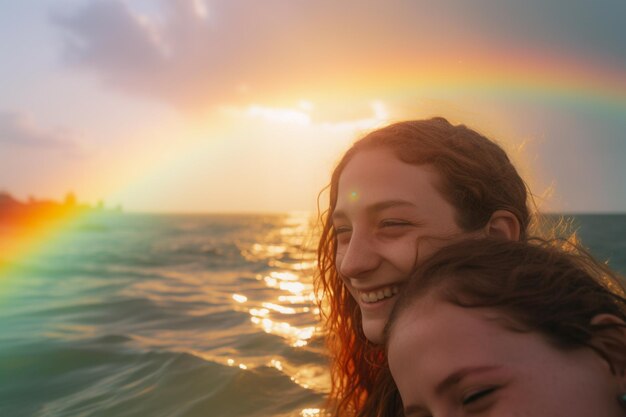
left=334, top=149, right=463, bottom=343
left=388, top=299, right=624, bottom=417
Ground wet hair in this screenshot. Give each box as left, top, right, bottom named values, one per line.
left=386, top=238, right=626, bottom=374
left=316, top=118, right=533, bottom=416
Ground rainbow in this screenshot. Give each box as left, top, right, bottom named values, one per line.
left=2, top=49, right=624, bottom=298
left=313, top=47, right=626, bottom=111
left=0, top=204, right=96, bottom=300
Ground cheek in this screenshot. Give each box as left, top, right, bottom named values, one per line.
left=334, top=248, right=345, bottom=267
left=387, top=348, right=408, bottom=391
left=376, top=233, right=423, bottom=272
left=334, top=251, right=349, bottom=283
left=388, top=245, right=419, bottom=274
left=388, top=338, right=429, bottom=405
left=414, top=241, right=448, bottom=265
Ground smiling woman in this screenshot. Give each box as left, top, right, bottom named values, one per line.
left=315, top=117, right=532, bottom=416
left=332, top=150, right=463, bottom=343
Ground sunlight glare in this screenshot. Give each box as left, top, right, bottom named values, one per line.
left=269, top=359, right=284, bottom=371
left=269, top=271, right=299, bottom=281
left=232, top=293, right=248, bottom=303
left=262, top=302, right=296, bottom=315
left=279, top=281, right=307, bottom=294
left=249, top=307, right=270, bottom=317
left=251, top=316, right=316, bottom=347
left=278, top=293, right=315, bottom=303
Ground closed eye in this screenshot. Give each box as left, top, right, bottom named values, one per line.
left=462, top=387, right=497, bottom=405
left=380, top=219, right=411, bottom=228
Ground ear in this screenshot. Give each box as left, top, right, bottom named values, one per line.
left=590, top=314, right=626, bottom=383
left=484, top=210, right=521, bottom=241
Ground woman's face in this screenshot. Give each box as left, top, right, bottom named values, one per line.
left=388, top=298, right=623, bottom=417
left=333, top=148, right=464, bottom=343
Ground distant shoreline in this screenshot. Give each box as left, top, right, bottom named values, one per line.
left=0, top=191, right=121, bottom=228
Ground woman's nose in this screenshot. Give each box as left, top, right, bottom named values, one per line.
left=337, top=233, right=379, bottom=278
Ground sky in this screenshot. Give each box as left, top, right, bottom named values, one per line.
left=0, top=0, right=625, bottom=213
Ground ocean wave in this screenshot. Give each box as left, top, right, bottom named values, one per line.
left=0, top=340, right=323, bottom=417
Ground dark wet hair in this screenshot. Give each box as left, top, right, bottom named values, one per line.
left=386, top=238, right=626, bottom=372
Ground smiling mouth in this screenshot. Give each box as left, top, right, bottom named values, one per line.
left=359, top=285, right=400, bottom=304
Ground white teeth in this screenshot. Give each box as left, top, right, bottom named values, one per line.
left=359, top=285, right=399, bottom=304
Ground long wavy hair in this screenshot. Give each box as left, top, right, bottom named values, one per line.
left=316, top=118, right=533, bottom=416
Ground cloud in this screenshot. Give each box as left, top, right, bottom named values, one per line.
left=53, top=0, right=405, bottom=112
left=51, top=0, right=626, bottom=113
left=0, top=111, right=81, bottom=152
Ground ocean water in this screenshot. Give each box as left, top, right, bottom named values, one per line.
left=1, top=213, right=625, bottom=417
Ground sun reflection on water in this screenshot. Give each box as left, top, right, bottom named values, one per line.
left=248, top=316, right=316, bottom=347
left=301, top=409, right=321, bottom=417
left=268, top=270, right=299, bottom=281
left=278, top=293, right=316, bottom=303
left=249, top=243, right=288, bottom=258
left=232, top=293, right=247, bottom=303
left=226, top=212, right=328, bottom=408
left=269, top=358, right=284, bottom=371
left=261, top=302, right=296, bottom=315
left=269, top=259, right=317, bottom=270
left=249, top=307, right=270, bottom=317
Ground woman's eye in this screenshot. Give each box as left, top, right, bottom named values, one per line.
left=333, top=226, right=352, bottom=244
left=380, top=219, right=410, bottom=228
left=333, top=226, right=351, bottom=235
left=462, top=387, right=497, bottom=406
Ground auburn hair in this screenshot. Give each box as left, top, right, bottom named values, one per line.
left=316, top=118, right=532, bottom=416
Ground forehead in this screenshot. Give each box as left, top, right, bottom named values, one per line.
left=388, top=300, right=529, bottom=374
left=337, top=148, right=445, bottom=208
left=391, top=301, right=487, bottom=359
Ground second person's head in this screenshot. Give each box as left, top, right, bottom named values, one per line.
left=386, top=238, right=626, bottom=417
